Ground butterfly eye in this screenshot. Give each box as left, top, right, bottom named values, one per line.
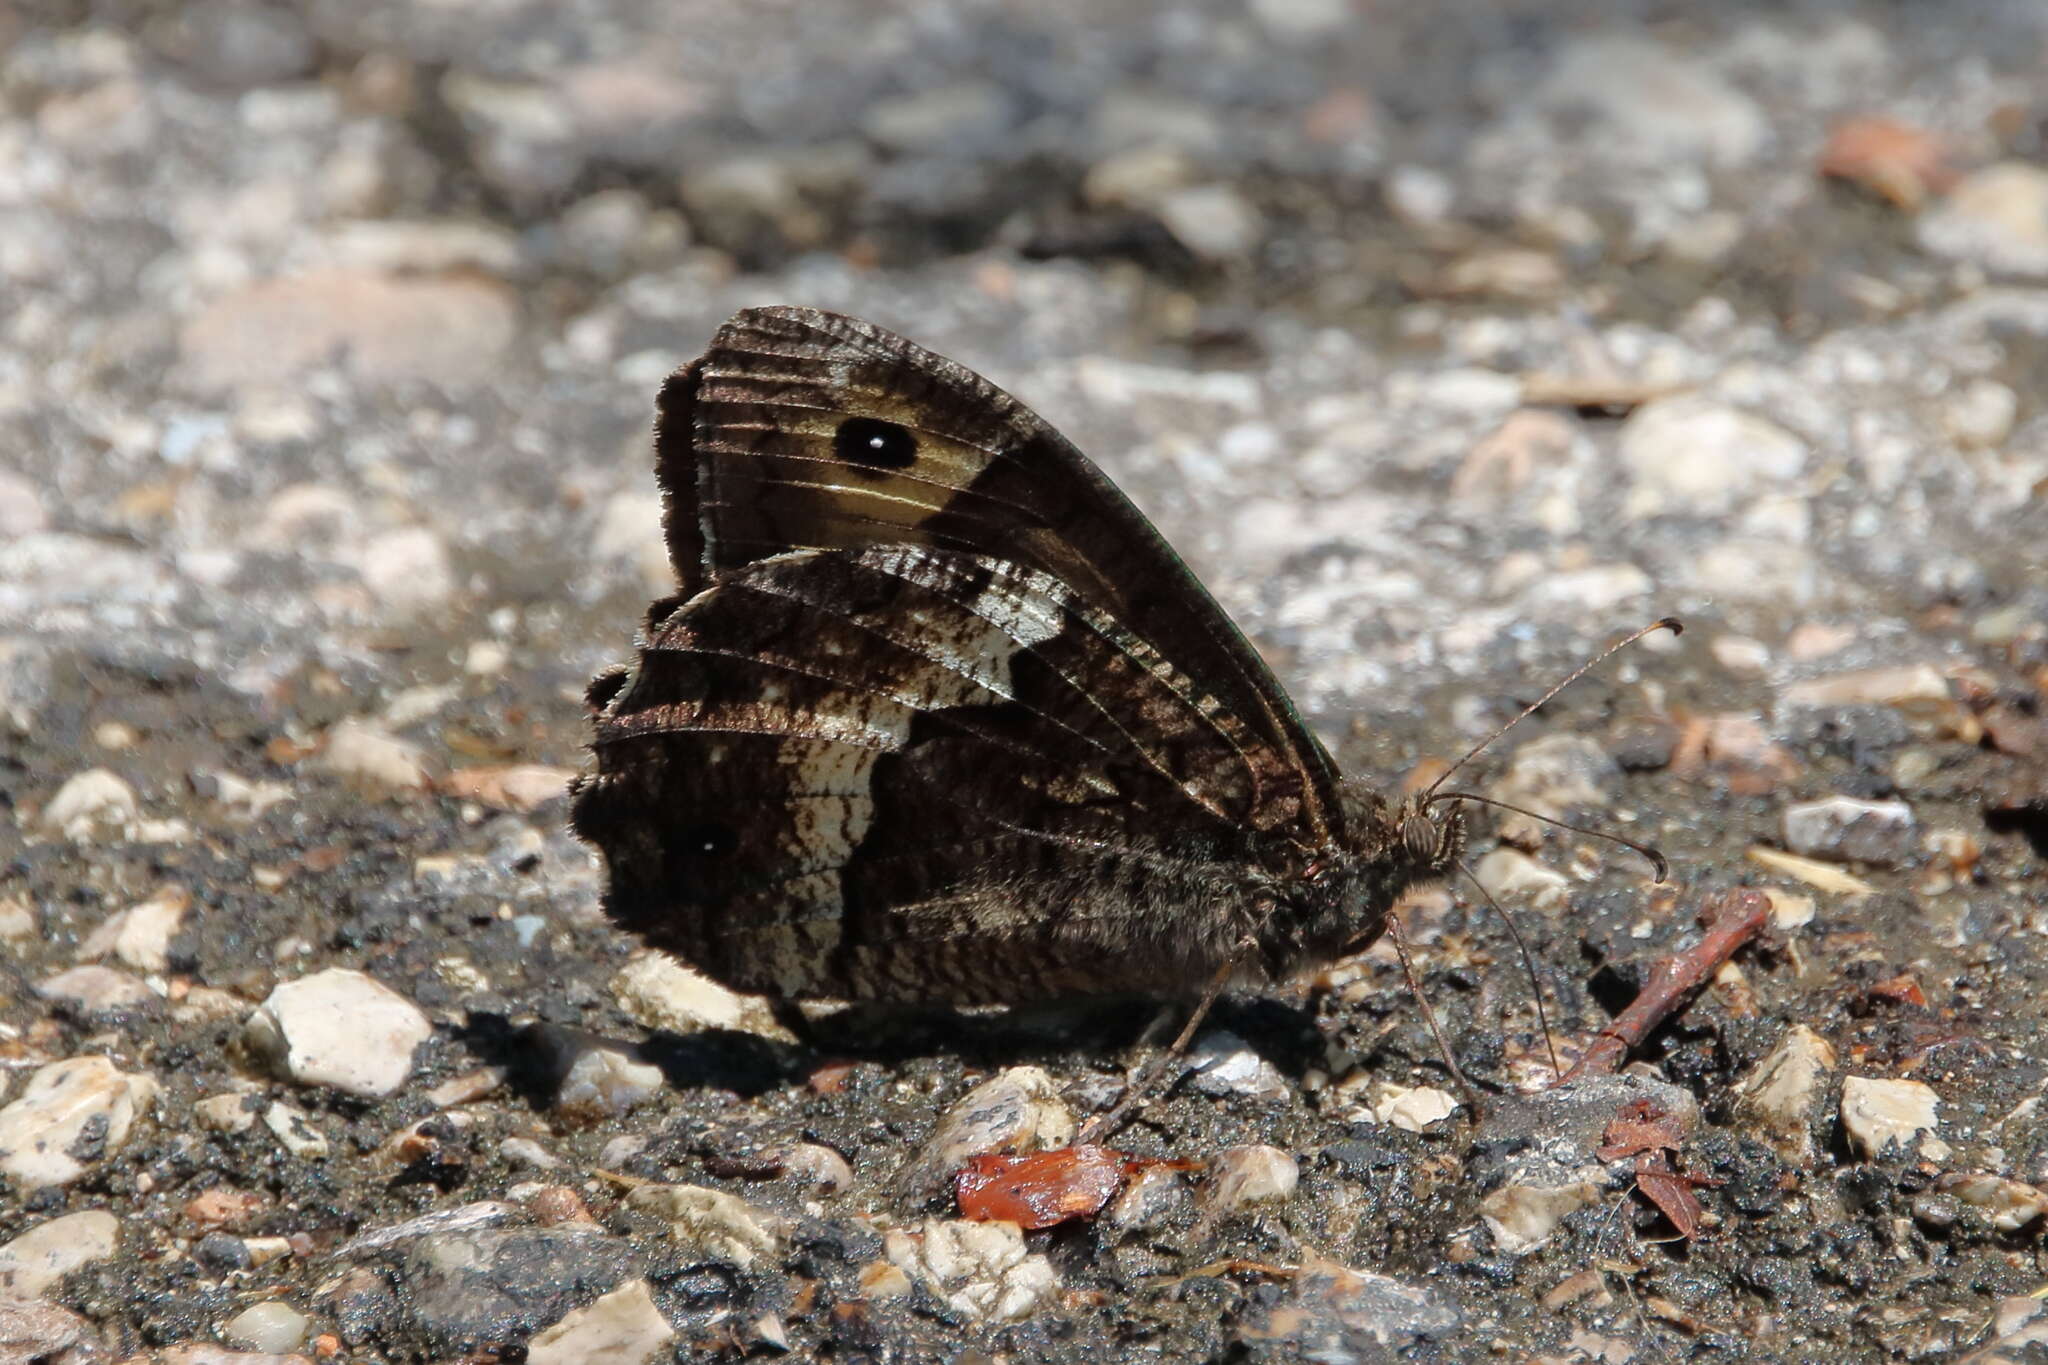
left=680, top=822, right=739, bottom=858
left=1401, top=814, right=1439, bottom=863
left=834, top=416, right=918, bottom=471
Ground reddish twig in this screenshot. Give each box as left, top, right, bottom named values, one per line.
left=1563, top=889, right=1770, bottom=1082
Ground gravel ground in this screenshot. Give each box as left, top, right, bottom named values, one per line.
left=4, top=2, right=2048, bottom=1361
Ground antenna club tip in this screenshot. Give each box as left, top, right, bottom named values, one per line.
left=1655, top=616, right=1683, bottom=636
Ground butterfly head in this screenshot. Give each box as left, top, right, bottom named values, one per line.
left=1395, top=793, right=1465, bottom=882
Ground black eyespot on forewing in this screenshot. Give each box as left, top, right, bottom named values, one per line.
left=679, top=821, right=738, bottom=859
left=834, top=416, right=918, bottom=472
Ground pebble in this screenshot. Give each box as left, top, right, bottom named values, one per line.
left=1236, top=1256, right=1462, bottom=1355
left=900, top=1067, right=1075, bottom=1196
left=244, top=968, right=432, bottom=1098
left=527, top=1279, right=675, bottom=1365
left=609, top=953, right=796, bottom=1043
left=77, top=885, right=188, bottom=972
left=624, top=1184, right=785, bottom=1269
left=194, top=1086, right=265, bottom=1134
left=36, top=964, right=157, bottom=1017
left=552, top=1044, right=664, bottom=1118
left=1368, top=1084, right=1461, bottom=1132
left=38, top=767, right=140, bottom=841
left=263, top=1102, right=330, bottom=1160
left=0, top=1210, right=121, bottom=1298
left=0, top=469, right=47, bottom=537
left=184, top=1187, right=270, bottom=1230
left=1944, top=378, right=2020, bottom=449
left=1469, top=847, right=1571, bottom=911
left=1781, top=796, right=1917, bottom=866
left=1618, top=395, right=1806, bottom=518
left=592, top=490, right=672, bottom=594
left=0, top=1300, right=95, bottom=1364
left=315, top=720, right=432, bottom=793
left=1203, top=1145, right=1299, bottom=1211
left=337, top=1202, right=518, bottom=1257
left=883, top=1219, right=1059, bottom=1323
left=1479, top=1179, right=1604, bottom=1255
left=1840, top=1076, right=1945, bottom=1161
left=1186, top=1030, right=1291, bottom=1102
left=0, top=1056, right=158, bottom=1188
left=0, top=896, right=33, bottom=941
left=769, top=1142, right=855, bottom=1194
left=1779, top=663, right=1952, bottom=709
left=177, top=268, right=520, bottom=393
left=1918, top=163, right=2048, bottom=277
left=1531, top=34, right=1765, bottom=168
left=1938, top=1173, right=2048, bottom=1231
left=356, top=526, right=457, bottom=618
left=1152, top=184, right=1264, bottom=262
left=220, top=1302, right=310, bottom=1353
left=439, top=764, right=575, bottom=813
left=1735, top=1024, right=1835, bottom=1162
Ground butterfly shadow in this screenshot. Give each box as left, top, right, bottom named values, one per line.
left=455, top=1010, right=808, bottom=1106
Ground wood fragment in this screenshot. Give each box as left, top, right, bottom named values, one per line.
left=1564, top=889, right=1771, bottom=1081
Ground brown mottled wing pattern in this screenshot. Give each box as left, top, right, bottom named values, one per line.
left=573, top=307, right=1349, bottom=1003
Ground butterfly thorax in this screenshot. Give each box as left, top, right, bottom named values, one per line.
left=1252, top=782, right=1465, bottom=984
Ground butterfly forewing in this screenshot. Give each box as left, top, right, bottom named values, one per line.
left=657, top=307, right=1345, bottom=845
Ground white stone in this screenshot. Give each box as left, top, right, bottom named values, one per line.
left=1944, top=378, right=2019, bottom=449
left=358, top=525, right=455, bottom=617
left=1204, top=1145, right=1299, bottom=1210
left=1470, top=847, right=1571, bottom=911
left=244, top=968, right=431, bottom=1098
left=1534, top=35, right=1763, bottom=167
left=1939, top=1173, right=2048, bottom=1231
left=35, top=965, right=155, bottom=1014
left=554, top=1046, right=663, bottom=1118
left=0, top=1211, right=120, bottom=1298
left=194, top=1086, right=264, bottom=1134
left=1841, top=1076, right=1943, bottom=1161
left=1618, top=395, right=1806, bottom=518
left=1919, top=163, right=2048, bottom=276
left=593, top=490, right=672, bottom=595
left=38, top=768, right=139, bottom=841
left=316, top=719, right=431, bottom=793
left=1479, top=1181, right=1603, bottom=1255
left=884, top=1219, right=1058, bottom=1323
left=1187, top=1031, right=1291, bottom=1102
left=0, top=1057, right=157, bottom=1188
left=610, top=953, right=796, bottom=1043
left=626, top=1185, right=784, bottom=1269
left=1782, top=796, right=1916, bottom=866
left=1736, top=1025, right=1835, bottom=1162
left=1372, top=1084, right=1461, bottom=1132
left=220, top=1301, right=310, bottom=1353
left=769, top=1142, right=854, bottom=1194
left=1153, top=184, right=1263, bottom=261
left=264, top=1101, right=330, bottom=1159
left=528, top=1279, right=675, bottom=1365
left=77, top=887, right=188, bottom=972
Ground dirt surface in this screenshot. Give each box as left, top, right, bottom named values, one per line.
left=4, top=1, right=2048, bottom=1361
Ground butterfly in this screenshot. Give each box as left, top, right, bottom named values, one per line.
left=569, top=306, right=1464, bottom=1007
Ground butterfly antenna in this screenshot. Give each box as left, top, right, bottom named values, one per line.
left=1456, top=860, right=1562, bottom=1081
left=1429, top=791, right=1669, bottom=883
left=1384, top=911, right=1479, bottom=1113
left=1422, top=617, right=1682, bottom=801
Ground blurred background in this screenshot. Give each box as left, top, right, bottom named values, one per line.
left=6, top=3, right=2048, bottom=1361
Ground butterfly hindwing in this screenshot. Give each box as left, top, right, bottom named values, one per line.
left=575, top=545, right=1285, bottom=1002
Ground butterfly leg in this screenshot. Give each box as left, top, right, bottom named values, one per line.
left=1076, top=935, right=1257, bottom=1145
